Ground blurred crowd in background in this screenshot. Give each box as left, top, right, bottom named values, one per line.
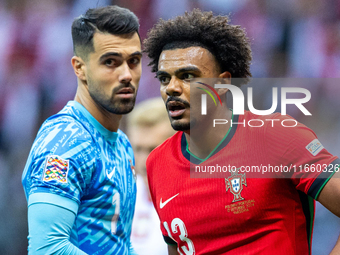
left=0, top=0, right=339, bottom=254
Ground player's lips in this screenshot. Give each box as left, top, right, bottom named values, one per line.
left=167, top=101, right=187, bottom=117
left=116, top=87, right=135, bottom=98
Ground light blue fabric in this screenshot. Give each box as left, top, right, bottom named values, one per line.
left=28, top=193, right=79, bottom=214
left=22, top=101, right=137, bottom=254
left=28, top=199, right=86, bottom=255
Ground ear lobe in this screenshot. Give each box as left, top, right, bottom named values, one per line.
left=71, top=56, right=86, bottom=81
left=217, top=87, right=229, bottom=96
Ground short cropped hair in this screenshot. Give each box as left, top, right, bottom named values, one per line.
left=143, top=9, right=252, bottom=86
left=128, top=98, right=170, bottom=128
left=72, top=5, right=139, bottom=60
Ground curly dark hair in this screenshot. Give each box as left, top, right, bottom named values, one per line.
left=143, top=9, right=252, bottom=86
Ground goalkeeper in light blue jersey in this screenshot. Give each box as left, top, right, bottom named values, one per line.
left=22, top=5, right=142, bottom=255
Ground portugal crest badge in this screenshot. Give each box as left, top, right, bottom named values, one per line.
left=225, top=168, right=247, bottom=202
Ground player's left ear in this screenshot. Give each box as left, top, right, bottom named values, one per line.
left=216, top=71, right=232, bottom=95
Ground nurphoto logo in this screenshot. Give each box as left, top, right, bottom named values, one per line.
left=194, top=81, right=312, bottom=128
left=199, top=83, right=312, bottom=116
left=196, top=82, right=223, bottom=115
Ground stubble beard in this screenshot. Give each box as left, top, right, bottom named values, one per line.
left=92, top=91, right=136, bottom=114
left=88, top=79, right=137, bottom=115
left=170, top=120, right=190, bottom=131
left=170, top=116, right=197, bottom=131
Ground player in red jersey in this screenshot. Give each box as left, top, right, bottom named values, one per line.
left=143, top=9, right=340, bottom=255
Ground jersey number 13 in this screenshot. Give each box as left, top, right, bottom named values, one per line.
left=163, top=218, right=195, bottom=255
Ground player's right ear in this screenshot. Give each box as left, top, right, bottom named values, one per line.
left=71, top=56, right=86, bottom=81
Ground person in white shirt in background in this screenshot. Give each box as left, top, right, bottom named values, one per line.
left=128, top=98, right=175, bottom=255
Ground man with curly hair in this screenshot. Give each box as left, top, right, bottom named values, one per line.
left=144, top=9, right=340, bottom=255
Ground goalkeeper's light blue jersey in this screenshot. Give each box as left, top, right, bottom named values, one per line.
left=22, top=101, right=137, bottom=254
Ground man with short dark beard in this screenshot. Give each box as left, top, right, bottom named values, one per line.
left=22, top=6, right=142, bottom=254
left=144, top=9, right=340, bottom=255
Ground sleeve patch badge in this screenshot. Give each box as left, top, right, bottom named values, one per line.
left=43, top=155, right=69, bottom=183
left=306, top=139, right=324, bottom=156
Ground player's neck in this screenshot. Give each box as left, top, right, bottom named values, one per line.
left=185, top=108, right=232, bottom=159
left=74, top=87, right=122, bottom=132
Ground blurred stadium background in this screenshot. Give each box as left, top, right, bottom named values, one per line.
left=0, top=0, right=339, bottom=254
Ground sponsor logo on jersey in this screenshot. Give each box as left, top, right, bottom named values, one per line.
left=306, top=139, right=324, bottom=156
left=160, top=193, right=180, bottom=209
left=43, top=155, right=69, bottom=183
left=225, top=168, right=247, bottom=202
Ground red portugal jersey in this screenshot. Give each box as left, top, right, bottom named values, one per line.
left=146, top=112, right=339, bottom=255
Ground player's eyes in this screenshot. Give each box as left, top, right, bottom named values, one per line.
left=158, top=76, right=171, bottom=85
left=104, top=59, right=115, bottom=67
left=182, top=73, right=195, bottom=80
left=129, top=57, right=140, bottom=65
